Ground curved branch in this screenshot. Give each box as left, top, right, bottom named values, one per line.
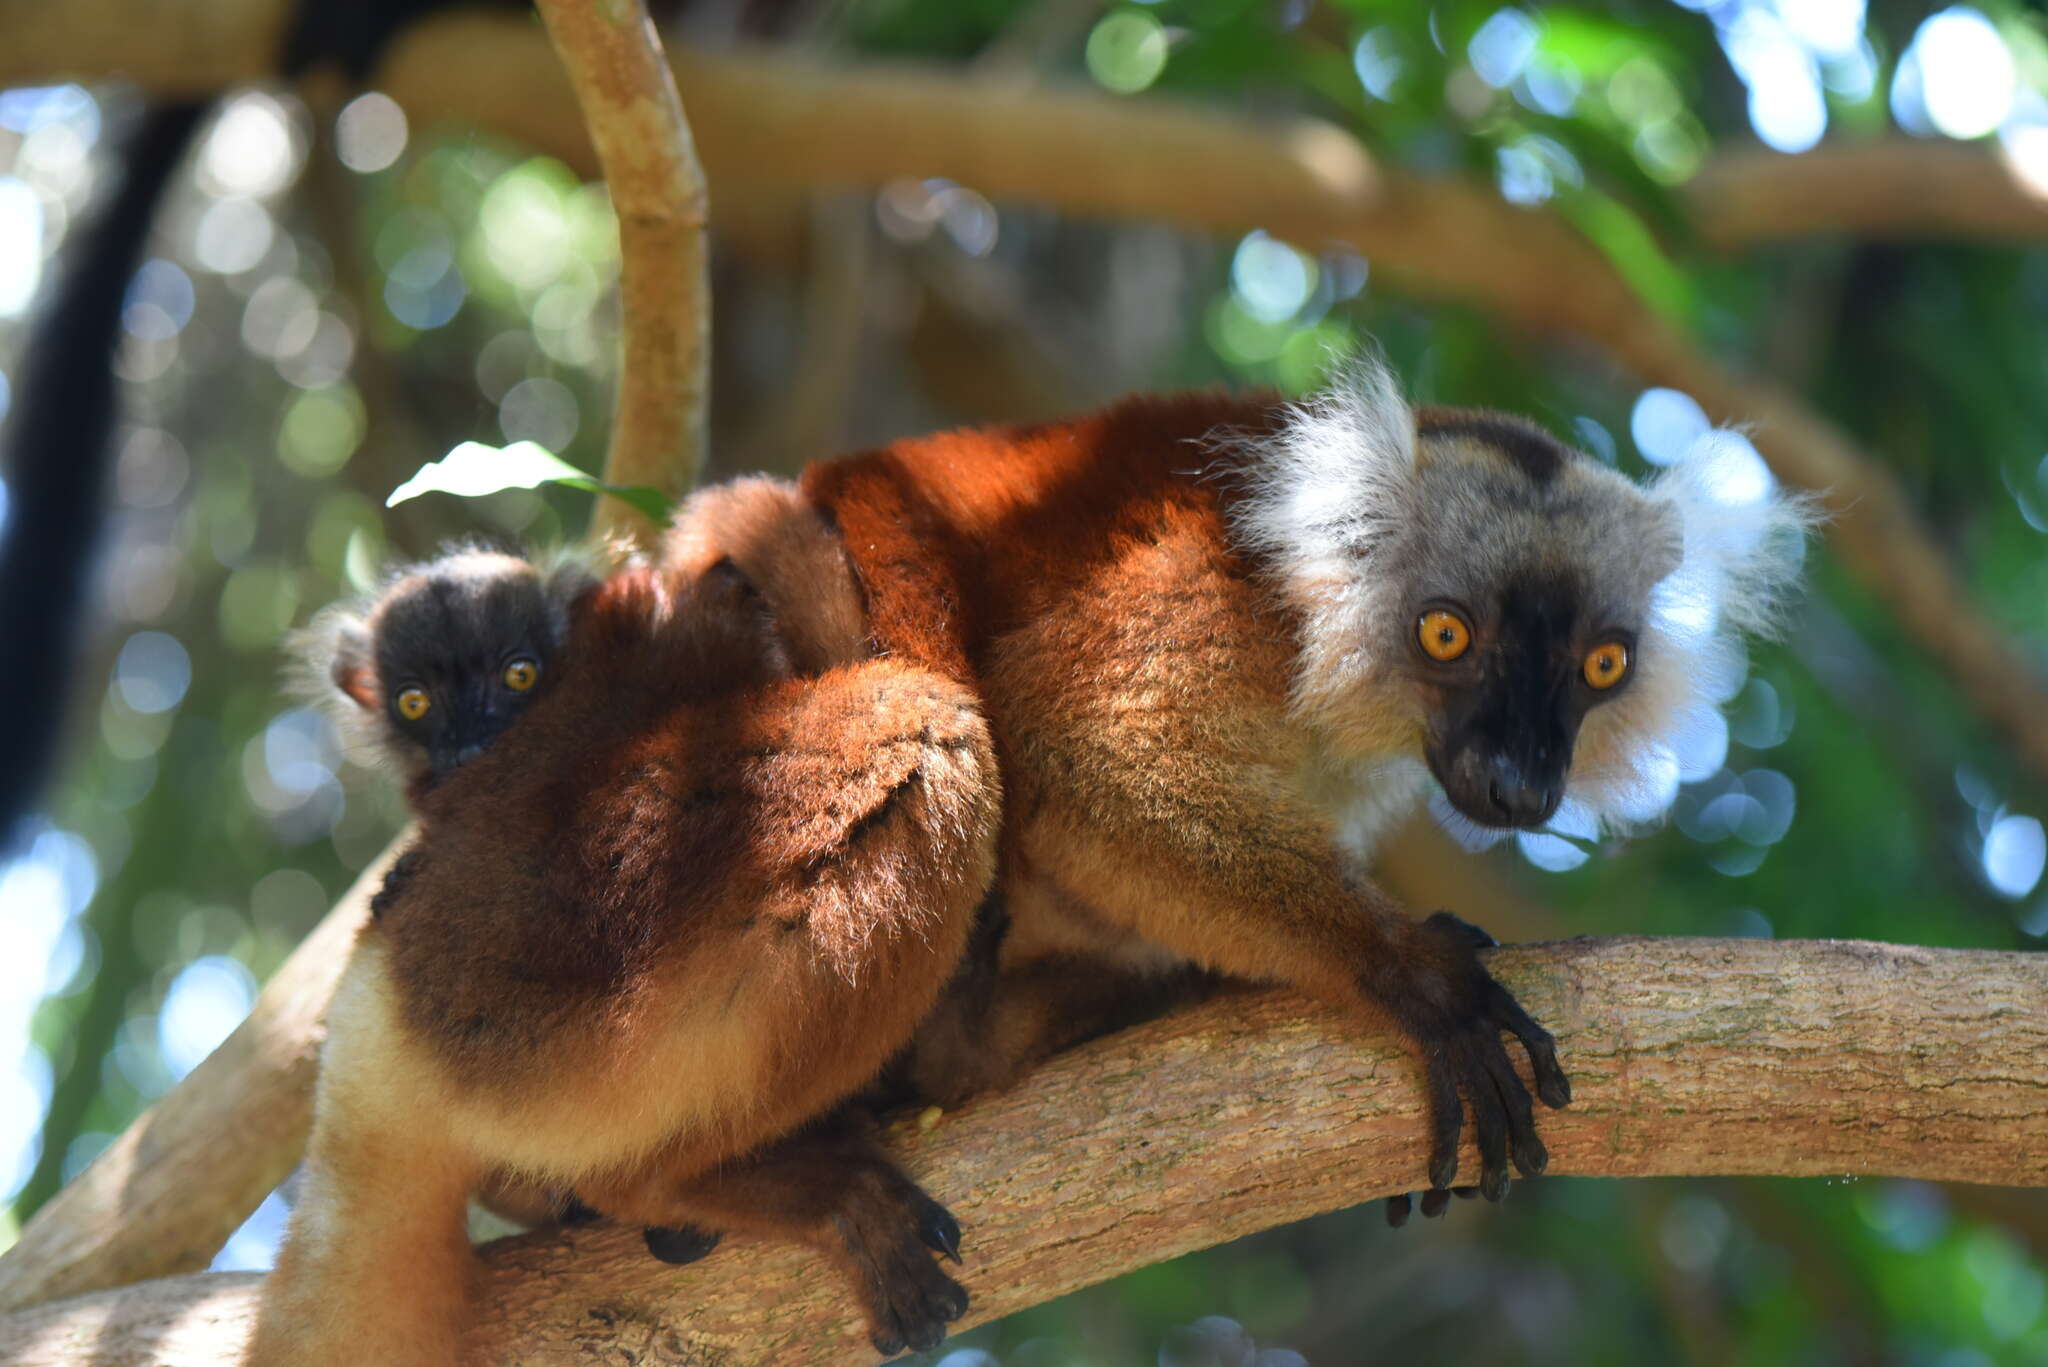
left=529, top=0, right=710, bottom=540
left=2, top=938, right=2043, bottom=1366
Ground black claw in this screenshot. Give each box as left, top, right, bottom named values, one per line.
left=559, top=1197, right=602, bottom=1227
left=1386, top=1193, right=1413, bottom=1227
left=1512, top=1131, right=1549, bottom=1179
left=904, top=1317, right=948, bottom=1354
left=937, top=1277, right=970, bottom=1323
left=1420, top=1188, right=1452, bottom=1219
left=917, top=1202, right=963, bottom=1264
left=871, top=1328, right=906, bottom=1358
left=643, top=1224, right=722, bottom=1265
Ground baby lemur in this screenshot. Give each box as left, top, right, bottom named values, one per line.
left=265, top=494, right=995, bottom=1363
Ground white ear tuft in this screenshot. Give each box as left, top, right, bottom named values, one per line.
left=1647, top=430, right=1820, bottom=645
left=1218, top=351, right=1421, bottom=742
left=1566, top=429, right=1819, bottom=839
left=1228, top=350, right=1417, bottom=580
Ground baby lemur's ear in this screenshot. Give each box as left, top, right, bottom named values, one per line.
left=326, top=614, right=380, bottom=711
left=696, top=557, right=796, bottom=684
left=534, top=544, right=607, bottom=649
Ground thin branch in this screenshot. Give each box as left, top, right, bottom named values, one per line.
left=529, top=0, right=710, bottom=541
left=1, top=938, right=2042, bottom=1366
left=0, top=846, right=391, bottom=1313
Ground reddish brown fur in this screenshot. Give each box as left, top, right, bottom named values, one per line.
left=661, top=477, right=869, bottom=674
left=803, top=393, right=1567, bottom=1179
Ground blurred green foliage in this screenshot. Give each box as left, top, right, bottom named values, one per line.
left=2, top=1, right=2047, bottom=1363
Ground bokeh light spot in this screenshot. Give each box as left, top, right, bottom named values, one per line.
left=1908, top=7, right=2014, bottom=140
left=158, top=955, right=258, bottom=1079
left=114, top=631, right=191, bottom=714
left=123, top=259, right=195, bottom=341
left=499, top=376, right=580, bottom=451
left=194, top=198, right=276, bottom=275
left=0, top=177, right=46, bottom=317
left=336, top=93, right=408, bottom=174
left=1631, top=388, right=1710, bottom=466
left=1086, top=11, right=1169, bottom=95
left=1231, top=231, right=1317, bottom=323
left=1983, top=814, right=2046, bottom=899
left=1468, top=9, right=1539, bottom=90
left=200, top=94, right=300, bottom=198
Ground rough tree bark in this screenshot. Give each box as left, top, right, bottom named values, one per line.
left=0, top=938, right=2042, bottom=1366
left=0, top=819, right=1546, bottom=1311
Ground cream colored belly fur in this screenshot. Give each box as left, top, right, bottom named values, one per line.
left=324, top=936, right=775, bottom=1183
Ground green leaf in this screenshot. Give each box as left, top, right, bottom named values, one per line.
left=386, top=441, right=673, bottom=523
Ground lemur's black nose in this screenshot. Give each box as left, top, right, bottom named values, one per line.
left=1485, top=756, right=1561, bottom=828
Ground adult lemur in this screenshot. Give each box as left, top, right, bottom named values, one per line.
left=811, top=356, right=1806, bottom=1213
left=258, top=359, right=1802, bottom=1360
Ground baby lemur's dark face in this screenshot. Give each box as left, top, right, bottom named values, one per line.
left=309, top=549, right=596, bottom=786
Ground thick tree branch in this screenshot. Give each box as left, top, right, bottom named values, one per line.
left=0, top=849, right=389, bottom=1313
left=0, top=817, right=1539, bottom=1313
left=529, top=0, right=710, bottom=540
left=0, top=938, right=2041, bottom=1366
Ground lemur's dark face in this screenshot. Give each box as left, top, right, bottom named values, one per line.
left=364, top=556, right=563, bottom=780
left=1409, top=572, right=1638, bottom=829
left=1392, top=415, right=1677, bottom=830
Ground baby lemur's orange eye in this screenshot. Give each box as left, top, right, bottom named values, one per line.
left=503, top=658, right=540, bottom=692
left=1584, top=642, right=1629, bottom=690
left=396, top=687, right=431, bottom=721
left=1417, top=610, right=1471, bottom=662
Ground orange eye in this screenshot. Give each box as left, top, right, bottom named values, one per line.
left=503, top=658, right=540, bottom=692
left=395, top=687, right=431, bottom=721
left=1417, top=610, right=1471, bottom=662
left=1584, top=642, right=1630, bottom=690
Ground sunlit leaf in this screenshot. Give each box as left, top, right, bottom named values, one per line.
left=386, top=441, right=671, bottom=522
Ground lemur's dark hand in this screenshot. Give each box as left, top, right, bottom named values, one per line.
left=1372, top=912, right=1569, bottom=1226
